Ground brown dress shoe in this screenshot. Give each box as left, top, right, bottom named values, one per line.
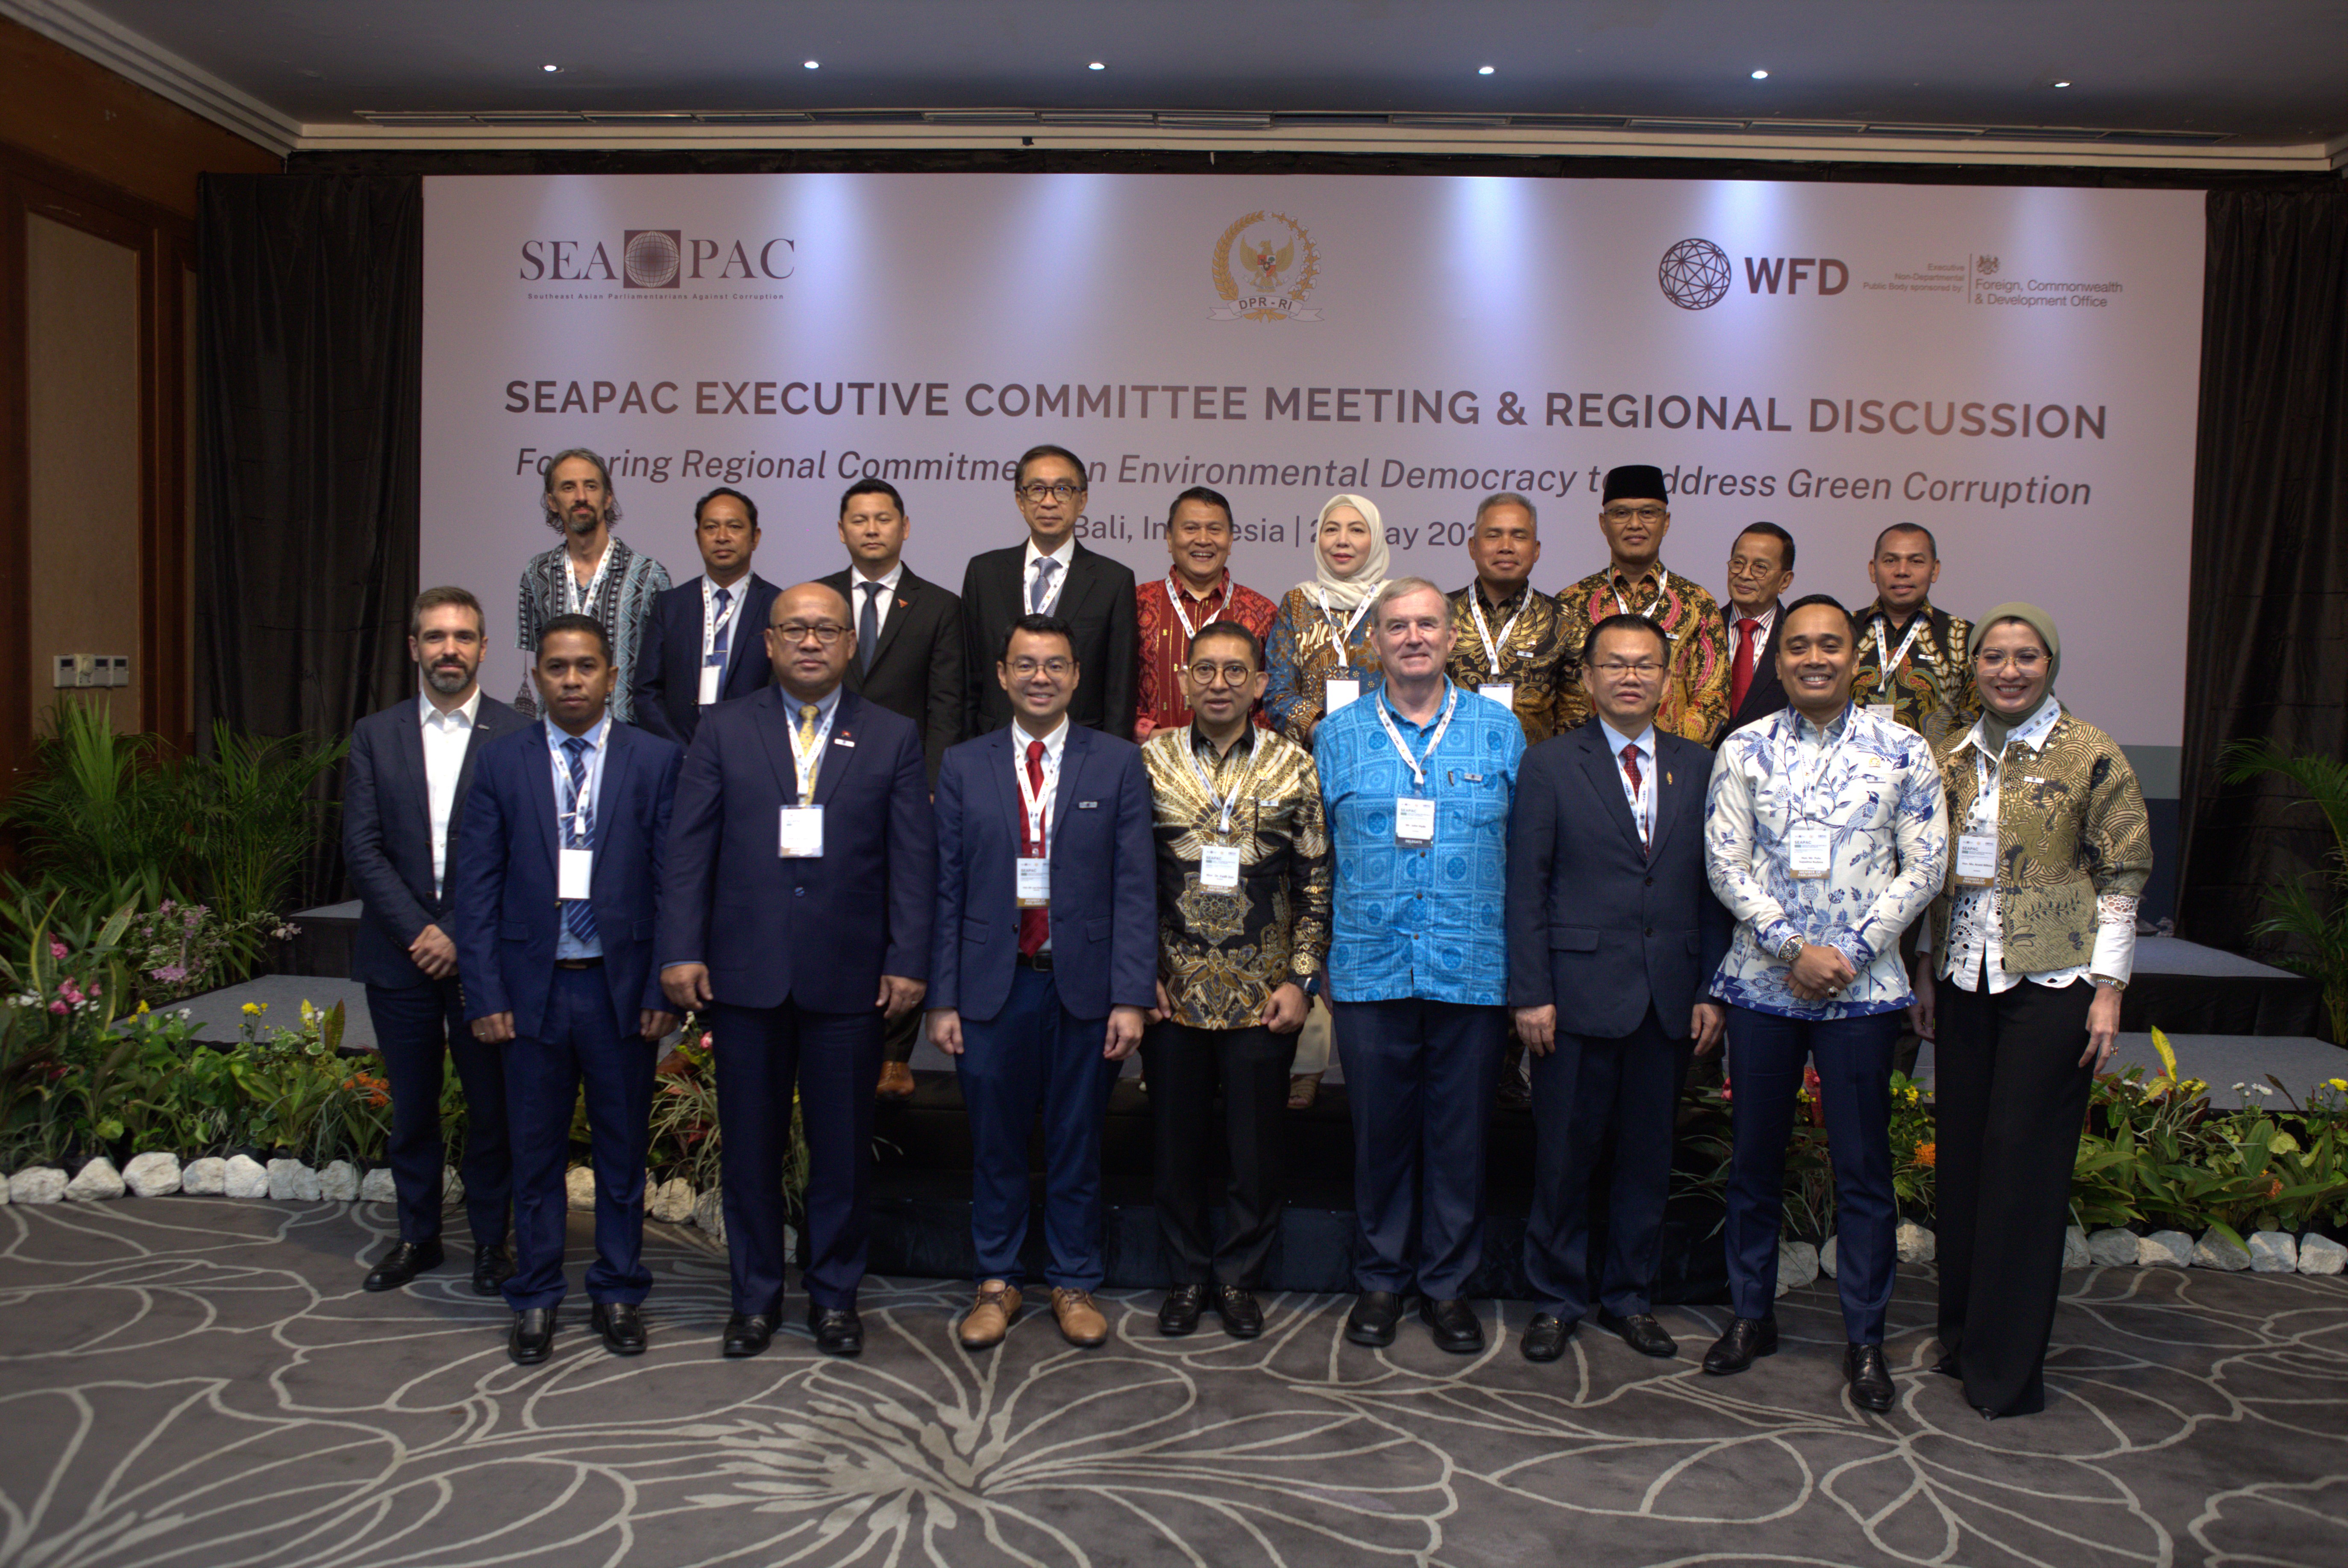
left=1050, top=1287, right=1109, bottom=1347
left=957, top=1280, right=1023, bottom=1349
left=876, top=1061, right=917, bottom=1102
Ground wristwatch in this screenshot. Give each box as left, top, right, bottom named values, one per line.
left=1776, top=933, right=1806, bottom=963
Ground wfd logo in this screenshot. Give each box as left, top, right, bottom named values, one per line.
left=1658, top=238, right=1848, bottom=309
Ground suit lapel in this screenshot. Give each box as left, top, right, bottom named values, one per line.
left=593, top=724, right=631, bottom=854
left=748, top=685, right=803, bottom=805
left=810, top=691, right=861, bottom=809
left=391, top=702, right=429, bottom=841
left=528, top=721, right=562, bottom=876
left=863, top=572, right=918, bottom=672
left=1647, top=737, right=1680, bottom=861
left=1576, top=726, right=1645, bottom=853
left=1048, top=727, right=1091, bottom=866
left=984, top=727, right=1023, bottom=849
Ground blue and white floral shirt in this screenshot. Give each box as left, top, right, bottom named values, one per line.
left=1704, top=702, right=1947, bottom=1018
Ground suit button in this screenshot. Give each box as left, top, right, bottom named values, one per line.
left=795, top=888, right=806, bottom=898
left=1645, top=926, right=1654, bottom=937
left=1644, top=876, right=1653, bottom=887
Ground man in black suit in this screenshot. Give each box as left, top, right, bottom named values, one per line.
left=1717, top=522, right=1797, bottom=746
left=660, top=583, right=935, bottom=1360
left=631, top=486, right=780, bottom=746
left=343, top=586, right=520, bottom=1295
left=960, top=444, right=1137, bottom=741
left=1506, top=612, right=1732, bottom=1363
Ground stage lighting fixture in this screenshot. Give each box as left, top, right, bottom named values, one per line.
left=1478, top=65, right=1495, bottom=75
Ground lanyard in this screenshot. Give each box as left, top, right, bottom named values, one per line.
left=1469, top=590, right=1526, bottom=675
left=564, top=544, right=613, bottom=617
left=1187, top=728, right=1260, bottom=834
left=1163, top=574, right=1225, bottom=642
left=1375, top=684, right=1460, bottom=791
left=702, top=578, right=746, bottom=662
left=1611, top=564, right=1670, bottom=622
left=1872, top=614, right=1928, bottom=697
left=557, top=738, right=597, bottom=843
left=1013, top=736, right=1059, bottom=849
left=1316, top=586, right=1376, bottom=648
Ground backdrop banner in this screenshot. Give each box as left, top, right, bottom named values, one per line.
left=421, top=173, right=2202, bottom=745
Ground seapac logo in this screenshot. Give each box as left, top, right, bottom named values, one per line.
left=517, top=232, right=796, bottom=285
left=1657, top=238, right=1848, bottom=308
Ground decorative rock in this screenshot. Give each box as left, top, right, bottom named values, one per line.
left=1895, top=1221, right=1937, bottom=1264
left=65, top=1157, right=126, bottom=1201
left=1819, top=1235, right=1838, bottom=1279
left=2088, top=1228, right=2140, bottom=1268
left=2192, top=1229, right=2251, bottom=1271
left=181, top=1157, right=228, bottom=1195
left=2137, top=1230, right=2195, bottom=1268
left=294, top=1166, right=322, bottom=1201
left=223, top=1154, right=270, bottom=1198
left=266, top=1158, right=306, bottom=1201
left=649, top=1176, right=696, bottom=1224
left=2063, top=1226, right=2093, bottom=1271
left=565, top=1166, right=596, bottom=1212
left=442, top=1168, right=464, bottom=1206
left=692, top=1186, right=726, bottom=1243
left=0, top=1171, right=9, bottom=1203
left=2247, top=1231, right=2298, bottom=1273
left=9, top=1167, right=67, bottom=1204
left=317, top=1160, right=359, bottom=1202
left=122, top=1151, right=182, bottom=1197
left=2298, top=1233, right=2346, bottom=1275
left=1773, top=1239, right=1819, bottom=1296
left=358, top=1166, right=396, bottom=1203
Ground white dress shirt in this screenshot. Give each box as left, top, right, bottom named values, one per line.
left=1023, top=537, right=1076, bottom=616
left=1599, top=717, right=1660, bottom=849
left=418, top=687, right=481, bottom=896
left=849, top=559, right=905, bottom=652
left=545, top=712, right=611, bottom=960
left=1727, top=599, right=1780, bottom=670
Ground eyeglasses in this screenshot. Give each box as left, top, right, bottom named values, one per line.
left=1602, top=505, right=1667, bottom=524
left=1016, top=481, right=1085, bottom=502
left=773, top=622, right=848, bottom=645
left=1976, top=649, right=2046, bottom=671
left=1184, top=661, right=1256, bottom=686
left=1590, top=660, right=1664, bottom=677
left=1007, top=657, right=1074, bottom=678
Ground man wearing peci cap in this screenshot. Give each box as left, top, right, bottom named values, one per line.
left=1557, top=466, right=1730, bottom=746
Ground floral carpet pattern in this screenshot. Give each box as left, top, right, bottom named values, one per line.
left=1, top=1199, right=2343, bottom=1567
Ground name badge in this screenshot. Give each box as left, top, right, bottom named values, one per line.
left=1199, top=844, right=1242, bottom=890
left=698, top=664, right=722, bottom=705
left=1479, top=682, right=1515, bottom=714
left=1016, top=856, right=1051, bottom=907
left=558, top=847, right=594, bottom=900
left=1867, top=702, right=1897, bottom=724
left=1955, top=828, right=1998, bottom=887
left=779, top=805, right=824, bottom=858
left=1787, top=824, right=1832, bottom=878
left=1395, top=796, right=1437, bottom=844
left=1325, top=677, right=1361, bottom=714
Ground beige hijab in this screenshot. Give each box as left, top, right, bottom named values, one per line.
left=1294, top=493, right=1390, bottom=612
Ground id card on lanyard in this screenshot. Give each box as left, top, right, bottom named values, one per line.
left=1377, top=686, right=1459, bottom=846
left=1869, top=616, right=1925, bottom=725
left=1189, top=732, right=1259, bottom=887
left=1784, top=712, right=1852, bottom=878
left=1014, top=741, right=1056, bottom=907
left=1317, top=589, right=1372, bottom=717
left=1954, top=751, right=1999, bottom=887
left=1469, top=593, right=1523, bottom=719
left=699, top=583, right=743, bottom=705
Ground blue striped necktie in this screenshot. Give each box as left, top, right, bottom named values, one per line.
left=561, top=736, right=599, bottom=946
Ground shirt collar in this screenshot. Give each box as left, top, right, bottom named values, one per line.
left=1609, top=561, right=1665, bottom=595
left=1013, top=714, right=1072, bottom=759
left=1189, top=719, right=1256, bottom=762
left=851, top=559, right=905, bottom=592
left=1170, top=569, right=1229, bottom=606
left=1024, top=535, right=1077, bottom=571
left=418, top=687, right=481, bottom=729
left=546, top=711, right=612, bottom=754
left=1378, top=678, right=1457, bottom=734
left=702, top=572, right=752, bottom=604
left=1728, top=599, right=1779, bottom=631
left=1867, top=599, right=1933, bottom=634
left=781, top=683, right=845, bottom=725
left=1787, top=702, right=1852, bottom=744
left=1476, top=579, right=1530, bottom=618
left=1600, top=717, right=1659, bottom=759
left=1964, top=695, right=2062, bottom=761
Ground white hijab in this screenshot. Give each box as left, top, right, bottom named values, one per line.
left=1294, top=493, right=1389, bottom=612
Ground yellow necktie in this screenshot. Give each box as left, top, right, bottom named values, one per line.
left=797, top=702, right=821, bottom=794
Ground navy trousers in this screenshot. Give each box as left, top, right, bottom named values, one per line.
left=502, top=966, right=656, bottom=1312
left=1723, top=1005, right=1903, bottom=1342
left=1524, top=1003, right=1693, bottom=1321
left=710, top=1000, right=883, bottom=1314
left=364, top=976, right=511, bottom=1248
left=956, top=965, right=1119, bottom=1292
left=1334, top=997, right=1508, bottom=1300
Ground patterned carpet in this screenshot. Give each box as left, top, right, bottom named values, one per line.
left=2, top=1199, right=2343, bottom=1568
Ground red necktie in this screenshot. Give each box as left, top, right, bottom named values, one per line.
left=1018, top=739, right=1051, bottom=957
left=1621, top=742, right=1649, bottom=857
left=1730, top=617, right=1759, bottom=712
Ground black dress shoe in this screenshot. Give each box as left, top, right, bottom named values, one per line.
left=1421, top=1297, right=1484, bottom=1354
left=722, top=1312, right=777, bottom=1358
left=591, top=1301, right=647, bottom=1357
left=508, top=1307, right=555, bottom=1365
left=1158, top=1285, right=1206, bottom=1337
left=1846, top=1343, right=1895, bottom=1412
left=1599, top=1310, right=1679, bottom=1359
left=1931, top=1353, right=1963, bottom=1379
left=808, top=1304, right=863, bottom=1356
left=471, top=1247, right=515, bottom=1297
left=1345, top=1290, right=1404, bottom=1347
left=364, top=1239, right=444, bottom=1292
left=1520, top=1313, right=1575, bottom=1362
left=1213, top=1286, right=1264, bottom=1339
left=1702, top=1315, right=1779, bottom=1375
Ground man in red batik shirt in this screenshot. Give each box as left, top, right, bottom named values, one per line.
left=1132, top=485, right=1279, bottom=740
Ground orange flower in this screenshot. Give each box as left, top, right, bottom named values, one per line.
left=2264, top=1175, right=2284, bottom=1201
left=1911, top=1142, right=1937, bottom=1169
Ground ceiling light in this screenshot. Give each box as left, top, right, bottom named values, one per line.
left=1751, top=69, right=1769, bottom=80
left=541, top=63, right=558, bottom=72
left=1478, top=65, right=1495, bottom=75
left=2053, top=79, right=2072, bottom=88
left=803, top=60, right=819, bottom=69
left=1089, top=62, right=1105, bottom=70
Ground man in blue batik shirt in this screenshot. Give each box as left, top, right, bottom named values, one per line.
left=1700, top=593, right=1947, bottom=1413
left=1315, top=577, right=1525, bottom=1357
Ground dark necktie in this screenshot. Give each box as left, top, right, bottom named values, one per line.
left=859, top=581, right=881, bottom=674
left=1731, top=617, right=1759, bottom=712
left=561, top=736, right=599, bottom=946
left=1030, top=557, right=1060, bottom=613
left=1621, top=741, right=1649, bottom=857
left=1019, top=739, right=1051, bottom=956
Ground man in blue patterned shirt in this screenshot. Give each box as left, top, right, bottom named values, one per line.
left=1315, top=578, right=1525, bottom=1355
left=1699, top=593, right=1947, bottom=1412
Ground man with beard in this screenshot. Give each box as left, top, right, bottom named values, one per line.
left=514, top=447, right=672, bottom=722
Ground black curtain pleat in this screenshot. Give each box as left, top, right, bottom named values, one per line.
left=194, top=173, right=421, bottom=904
left=2178, top=189, right=2348, bottom=959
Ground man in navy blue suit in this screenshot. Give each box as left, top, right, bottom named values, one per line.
left=452, top=613, right=681, bottom=1367
left=660, top=582, right=935, bottom=1359
left=1507, top=613, right=1732, bottom=1364
left=343, top=586, right=519, bottom=1295
left=927, top=613, right=1156, bottom=1352
left=630, top=486, right=780, bottom=746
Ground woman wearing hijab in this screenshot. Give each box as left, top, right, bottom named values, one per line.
left=1910, top=602, right=2151, bottom=1419
left=1264, top=495, right=1390, bottom=745
left=1264, top=494, right=1389, bottom=1107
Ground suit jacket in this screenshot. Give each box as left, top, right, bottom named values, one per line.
left=928, top=723, right=1156, bottom=1023
left=819, top=564, right=963, bottom=786
left=1505, top=719, right=1732, bottom=1040
left=657, top=687, right=935, bottom=1013
left=630, top=573, right=781, bottom=747
left=450, top=718, right=681, bottom=1040
left=343, top=693, right=524, bottom=990
left=1716, top=603, right=1791, bottom=747
left=960, top=541, right=1138, bottom=741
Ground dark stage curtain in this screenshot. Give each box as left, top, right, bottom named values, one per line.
left=195, top=173, right=421, bottom=904
left=2179, top=189, right=2348, bottom=964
